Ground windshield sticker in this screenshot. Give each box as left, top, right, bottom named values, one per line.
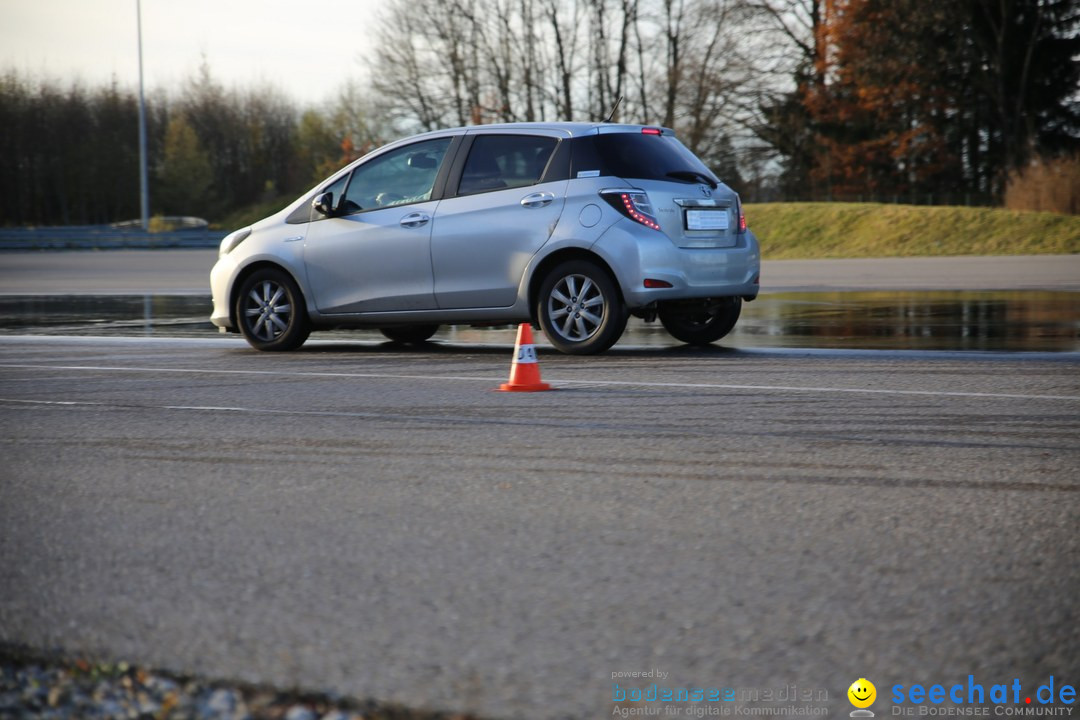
left=576, top=170, right=601, bottom=178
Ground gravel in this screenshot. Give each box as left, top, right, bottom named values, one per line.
left=0, top=647, right=477, bottom=720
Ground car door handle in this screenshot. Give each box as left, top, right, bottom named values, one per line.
left=399, top=212, right=431, bottom=228
left=520, top=192, right=556, bottom=208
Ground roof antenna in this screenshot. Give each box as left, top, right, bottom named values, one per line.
left=603, top=96, right=623, bottom=123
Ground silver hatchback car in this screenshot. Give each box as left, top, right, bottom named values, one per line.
left=210, top=122, right=760, bottom=354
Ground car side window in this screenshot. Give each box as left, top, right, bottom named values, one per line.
left=338, top=137, right=452, bottom=214
left=457, top=135, right=557, bottom=196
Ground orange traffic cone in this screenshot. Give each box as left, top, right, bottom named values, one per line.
left=498, top=323, right=552, bottom=392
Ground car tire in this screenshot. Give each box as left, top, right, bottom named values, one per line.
left=537, top=259, right=627, bottom=355
left=235, top=268, right=311, bottom=351
left=380, top=324, right=439, bottom=344
left=658, top=297, right=742, bottom=346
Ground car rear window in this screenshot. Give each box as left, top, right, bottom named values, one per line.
left=572, top=133, right=718, bottom=185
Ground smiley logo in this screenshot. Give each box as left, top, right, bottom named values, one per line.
left=848, top=678, right=877, bottom=709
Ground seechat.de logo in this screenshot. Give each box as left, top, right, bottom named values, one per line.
left=849, top=678, right=877, bottom=717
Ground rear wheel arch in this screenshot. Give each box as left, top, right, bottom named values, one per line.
left=527, top=249, right=622, bottom=324
left=533, top=255, right=629, bottom=354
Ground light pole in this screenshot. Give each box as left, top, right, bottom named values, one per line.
left=136, top=0, right=149, bottom=230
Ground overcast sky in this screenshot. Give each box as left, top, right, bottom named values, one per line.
left=0, top=0, right=381, bottom=104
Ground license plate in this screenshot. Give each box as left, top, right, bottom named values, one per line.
left=685, top=209, right=729, bottom=231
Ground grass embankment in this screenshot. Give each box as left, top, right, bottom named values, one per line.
left=746, top=202, right=1080, bottom=259
left=215, top=199, right=1080, bottom=259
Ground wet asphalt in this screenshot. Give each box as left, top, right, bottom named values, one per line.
left=1, top=334, right=1078, bottom=719
left=0, top=252, right=1077, bottom=719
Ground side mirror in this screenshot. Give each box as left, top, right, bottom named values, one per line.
left=312, top=192, right=335, bottom=216
left=407, top=154, right=437, bottom=170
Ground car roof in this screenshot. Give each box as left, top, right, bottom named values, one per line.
left=404, top=122, right=675, bottom=141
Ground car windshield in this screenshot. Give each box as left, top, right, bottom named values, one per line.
left=590, top=133, right=719, bottom=186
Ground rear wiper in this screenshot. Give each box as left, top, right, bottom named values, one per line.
left=666, top=170, right=718, bottom=189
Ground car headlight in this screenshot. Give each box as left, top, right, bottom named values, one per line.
left=219, top=227, right=252, bottom=257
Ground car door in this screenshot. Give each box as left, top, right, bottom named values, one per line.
left=302, top=137, right=453, bottom=314
left=431, top=132, right=568, bottom=309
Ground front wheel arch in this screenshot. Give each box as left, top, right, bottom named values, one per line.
left=658, top=296, right=742, bottom=346
left=232, top=264, right=312, bottom=351
left=230, top=262, right=309, bottom=329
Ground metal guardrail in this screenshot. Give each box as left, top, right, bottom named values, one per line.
left=0, top=226, right=228, bottom=251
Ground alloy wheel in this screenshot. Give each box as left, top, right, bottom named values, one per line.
left=234, top=268, right=311, bottom=351
left=243, top=279, right=293, bottom=343
left=546, top=273, right=607, bottom=343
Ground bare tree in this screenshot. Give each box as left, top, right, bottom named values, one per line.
left=542, top=0, right=585, bottom=120
left=364, top=0, right=765, bottom=184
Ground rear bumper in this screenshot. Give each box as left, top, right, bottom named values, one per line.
left=592, top=223, right=761, bottom=308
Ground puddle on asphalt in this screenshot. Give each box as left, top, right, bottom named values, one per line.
left=732, top=291, right=1080, bottom=352
left=0, top=291, right=1077, bottom=352
left=0, top=295, right=213, bottom=337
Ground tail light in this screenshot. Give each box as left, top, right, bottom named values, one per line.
left=600, top=189, right=661, bottom=231
left=735, top=196, right=747, bottom=234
